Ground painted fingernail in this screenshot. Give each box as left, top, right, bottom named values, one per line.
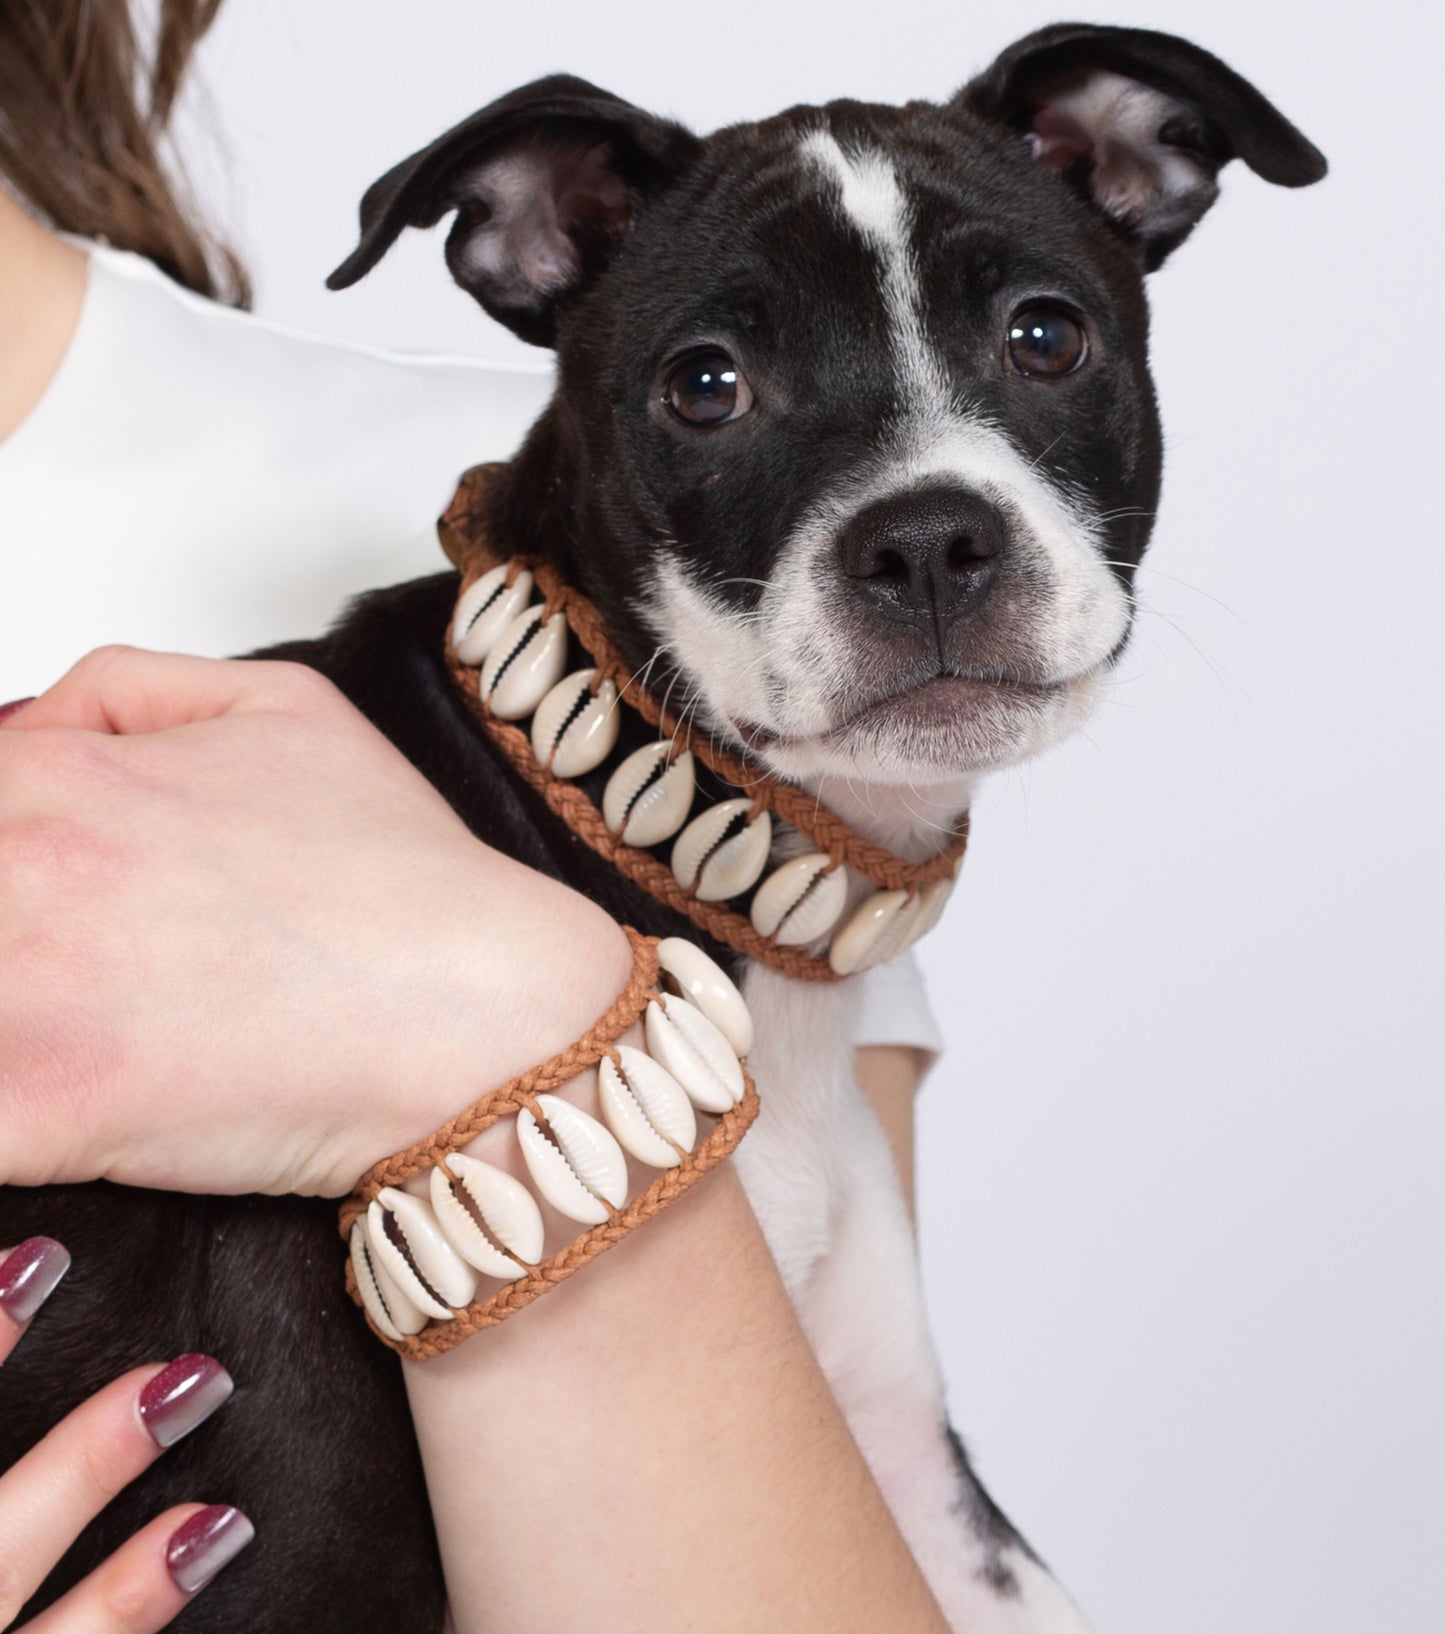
left=138, top=1354, right=234, bottom=1448
left=0, top=1236, right=72, bottom=1323
left=166, top=1504, right=255, bottom=1593
left=0, top=697, right=34, bottom=726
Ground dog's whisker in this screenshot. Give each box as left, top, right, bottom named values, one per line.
left=712, top=577, right=772, bottom=595
left=1107, top=562, right=1246, bottom=623
left=1026, top=431, right=1067, bottom=472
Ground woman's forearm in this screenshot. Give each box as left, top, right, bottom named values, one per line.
left=391, top=924, right=938, bottom=1627
left=405, top=1162, right=948, bottom=1633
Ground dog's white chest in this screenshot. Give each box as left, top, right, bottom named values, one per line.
left=730, top=968, right=862, bottom=1288
left=733, top=962, right=1092, bottom=1633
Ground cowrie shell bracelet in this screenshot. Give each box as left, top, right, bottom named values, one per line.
left=340, top=930, right=757, bottom=1358
left=440, top=464, right=968, bottom=982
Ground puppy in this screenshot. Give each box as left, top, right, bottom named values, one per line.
left=0, top=25, right=1324, bottom=1632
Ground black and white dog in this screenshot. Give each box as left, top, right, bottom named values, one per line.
left=1, top=24, right=1324, bottom=1631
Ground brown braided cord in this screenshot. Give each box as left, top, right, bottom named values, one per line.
left=439, top=464, right=968, bottom=979
left=339, top=926, right=758, bottom=1360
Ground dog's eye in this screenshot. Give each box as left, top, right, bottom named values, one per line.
left=664, top=352, right=752, bottom=426
left=1007, top=306, right=1088, bottom=378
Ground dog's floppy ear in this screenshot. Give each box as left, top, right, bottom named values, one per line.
left=960, top=23, right=1326, bottom=269
left=327, top=75, right=700, bottom=345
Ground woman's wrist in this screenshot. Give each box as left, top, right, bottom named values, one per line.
left=320, top=866, right=634, bottom=1197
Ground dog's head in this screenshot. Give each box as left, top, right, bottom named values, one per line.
left=332, top=24, right=1323, bottom=812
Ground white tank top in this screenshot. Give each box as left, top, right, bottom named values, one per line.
left=0, top=243, right=941, bottom=1058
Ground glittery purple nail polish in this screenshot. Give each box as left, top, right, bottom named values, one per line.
left=0, top=697, right=34, bottom=726
left=166, top=1505, right=255, bottom=1593
left=0, top=1236, right=71, bottom=1324
left=138, top=1354, right=234, bottom=1448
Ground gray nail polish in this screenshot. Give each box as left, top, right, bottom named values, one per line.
left=0, top=1237, right=71, bottom=1323
left=166, top=1505, right=255, bottom=1593
left=138, top=1354, right=234, bottom=1448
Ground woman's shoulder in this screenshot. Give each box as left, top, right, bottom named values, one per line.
left=0, top=246, right=552, bottom=696
left=3, top=240, right=552, bottom=541
left=79, top=243, right=553, bottom=452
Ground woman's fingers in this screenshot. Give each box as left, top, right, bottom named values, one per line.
left=0, top=1241, right=72, bottom=1364
left=15, top=1503, right=254, bottom=1634
left=0, top=1356, right=234, bottom=1626
left=0, top=1248, right=251, bottom=1628
left=0, top=647, right=343, bottom=736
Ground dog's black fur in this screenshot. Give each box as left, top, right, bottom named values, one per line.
left=1, top=27, right=1323, bottom=1628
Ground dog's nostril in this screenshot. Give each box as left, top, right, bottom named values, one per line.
left=872, top=547, right=911, bottom=583
left=946, top=533, right=981, bottom=571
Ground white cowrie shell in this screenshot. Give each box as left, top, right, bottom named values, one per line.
left=750, top=852, right=849, bottom=944
left=377, top=1187, right=478, bottom=1309
left=828, top=889, right=920, bottom=976
left=870, top=890, right=925, bottom=965
left=430, top=1155, right=543, bottom=1279
left=518, top=1095, right=629, bottom=1224
left=479, top=607, right=568, bottom=721
left=443, top=1151, right=546, bottom=1264
left=602, top=742, right=695, bottom=846
left=599, top=1046, right=697, bottom=1168
left=350, top=1219, right=426, bottom=1340
left=530, top=668, right=620, bottom=777
left=828, top=889, right=905, bottom=976
left=452, top=565, right=535, bottom=666
left=645, top=996, right=745, bottom=1113
left=671, top=800, right=772, bottom=902
left=367, top=1197, right=456, bottom=1322
left=911, top=875, right=955, bottom=942
left=655, top=937, right=753, bottom=1057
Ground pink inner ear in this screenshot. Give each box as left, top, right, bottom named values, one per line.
left=1022, top=71, right=1213, bottom=233
left=454, top=137, right=632, bottom=304
left=1027, top=104, right=1095, bottom=175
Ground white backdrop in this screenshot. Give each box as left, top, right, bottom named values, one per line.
left=180, top=4, right=1442, bottom=1629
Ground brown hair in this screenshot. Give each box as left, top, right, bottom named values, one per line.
left=0, top=0, right=250, bottom=305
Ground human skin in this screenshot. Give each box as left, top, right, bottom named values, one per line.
left=0, top=653, right=946, bottom=1630
left=0, top=190, right=85, bottom=443
left=0, top=649, right=641, bottom=1198
left=409, top=1170, right=946, bottom=1633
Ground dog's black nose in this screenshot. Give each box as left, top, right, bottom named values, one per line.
left=838, top=488, right=1005, bottom=630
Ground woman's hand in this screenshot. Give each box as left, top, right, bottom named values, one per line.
left=0, top=648, right=633, bottom=1198
left=0, top=1239, right=252, bottom=1630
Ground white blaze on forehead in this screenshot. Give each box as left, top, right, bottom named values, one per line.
left=800, top=129, right=905, bottom=239
left=799, top=130, right=950, bottom=413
